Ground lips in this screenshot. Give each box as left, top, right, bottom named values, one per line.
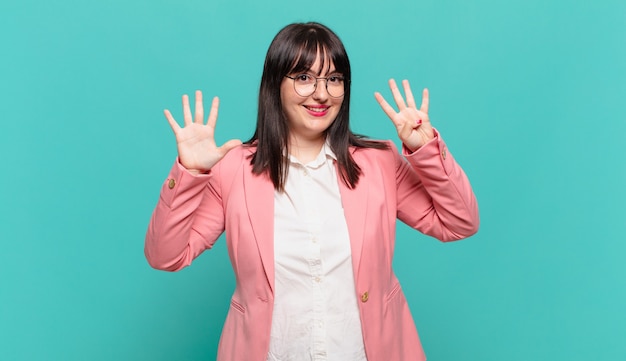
left=304, top=105, right=330, bottom=117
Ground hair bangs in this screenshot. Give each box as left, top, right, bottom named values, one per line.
left=288, top=32, right=346, bottom=77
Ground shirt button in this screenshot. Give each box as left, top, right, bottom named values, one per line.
left=167, top=179, right=176, bottom=189
left=314, top=277, right=321, bottom=283
left=361, top=291, right=369, bottom=303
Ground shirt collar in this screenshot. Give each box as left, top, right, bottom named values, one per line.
left=321, top=140, right=337, bottom=161
left=286, top=139, right=337, bottom=168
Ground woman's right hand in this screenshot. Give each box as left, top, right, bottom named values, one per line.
left=164, top=90, right=242, bottom=175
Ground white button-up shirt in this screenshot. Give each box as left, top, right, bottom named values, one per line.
left=268, top=143, right=367, bottom=361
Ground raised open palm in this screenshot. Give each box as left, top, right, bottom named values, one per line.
left=374, top=79, right=434, bottom=152
left=164, top=90, right=242, bottom=174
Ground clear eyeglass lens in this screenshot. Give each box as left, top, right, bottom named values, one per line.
left=293, top=74, right=344, bottom=97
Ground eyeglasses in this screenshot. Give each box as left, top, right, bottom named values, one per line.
left=284, top=73, right=346, bottom=98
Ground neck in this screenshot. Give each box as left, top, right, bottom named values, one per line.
left=289, top=135, right=325, bottom=164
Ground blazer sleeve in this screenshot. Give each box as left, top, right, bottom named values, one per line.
left=394, top=129, right=479, bottom=242
left=144, top=159, right=226, bottom=271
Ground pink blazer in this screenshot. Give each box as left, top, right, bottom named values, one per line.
left=145, top=133, right=479, bottom=361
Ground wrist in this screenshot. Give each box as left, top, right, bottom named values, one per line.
left=176, top=158, right=210, bottom=175
left=186, top=168, right=210, bottom=176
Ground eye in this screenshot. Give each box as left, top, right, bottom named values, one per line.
left=294, top=74, right=313, bottom=83
left=328, top=75, right=344, bottom=84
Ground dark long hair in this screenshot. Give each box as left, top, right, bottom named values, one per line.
left=245, top=22, right=388, bottom=191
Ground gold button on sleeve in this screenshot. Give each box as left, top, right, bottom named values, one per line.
left=361, top=291, right=369, bottom=303
left=441, top=148, right=447, bottom=160
left=167, top=178, right=176, bottom=189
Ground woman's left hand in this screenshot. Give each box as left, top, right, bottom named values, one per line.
left=375, top=79, right=435, bottom=152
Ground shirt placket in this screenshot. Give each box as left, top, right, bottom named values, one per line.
left=301, top=165, right=328, bottom=360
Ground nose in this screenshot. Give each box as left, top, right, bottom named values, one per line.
left=311, top=79, right=329, bottom=100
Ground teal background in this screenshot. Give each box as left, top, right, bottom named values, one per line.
left=2, top=0, right=625, bottom=360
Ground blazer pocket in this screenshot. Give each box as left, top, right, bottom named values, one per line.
left=230, top=298, right=246, bottom=314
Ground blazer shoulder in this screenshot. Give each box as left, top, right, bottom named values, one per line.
left=352, top=139, right=401, bottom=161
left=209, top=145, right=254, bottom=186
left=216, top=144, right=254, bottom=170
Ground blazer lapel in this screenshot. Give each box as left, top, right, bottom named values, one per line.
left=241, top=148, right=370, bottom=293
left=243, top=161, right=275, bottom=294
left=337, top=150, right=370, bottom=278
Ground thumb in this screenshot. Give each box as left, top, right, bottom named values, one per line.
left=219, top=139, right=243, bottom=155
left=398, top=121, right=414, bottom=142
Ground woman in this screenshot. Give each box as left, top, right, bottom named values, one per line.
left=146, top=22, right=479, bottom=361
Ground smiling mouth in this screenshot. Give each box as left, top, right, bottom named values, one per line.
left=304, top=105, right=330, bottom=113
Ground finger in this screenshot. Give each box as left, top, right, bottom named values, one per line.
left=389, top=79, right=407, bottom=110
left=182, top=94, right=192, bottom=126
left=194, top=90, right=204, bottom=124
left=374, top=92, right=400, bottom=126
left=420, top=88, right=429, bottom=113
left=163, top=109, right=180, bottom=132
left=206, top=96, right=220, bottom=129
left=403, top=80, right=417, bottom=109
left=393, top=118, right=416, bottom=146
left=218, top=139, right=243, bottom=156
left=398, top=119, right=414, bottom=140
